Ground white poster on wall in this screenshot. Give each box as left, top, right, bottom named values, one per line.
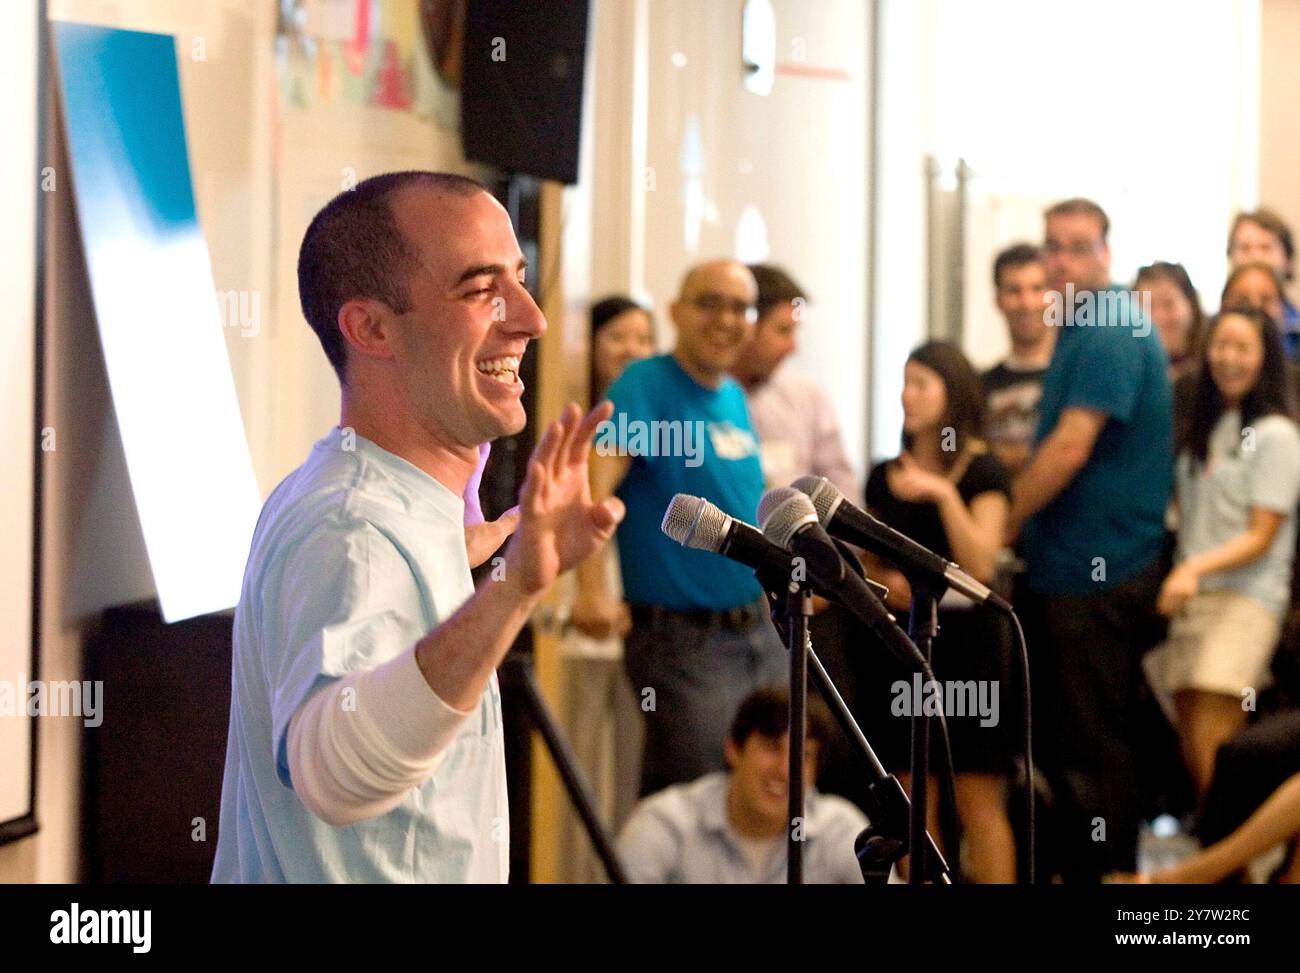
left=0, top=0, right=39, bottom=840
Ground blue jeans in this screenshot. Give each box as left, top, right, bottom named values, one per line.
left=623, top=600, right=789, bottom=796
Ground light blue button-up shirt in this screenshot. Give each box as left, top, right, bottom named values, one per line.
left=211, top=427, right=508, bottom=883
left=617, top=772, right=868, bottom=883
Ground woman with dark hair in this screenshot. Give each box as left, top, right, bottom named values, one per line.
left=1135, top=261, right=1204, bottom=379
left=558, top=295, right=653, bottom=882
left=1221, top=262, right=1288, bottom=328
left=858, top=341, right=1017, bottom=883
left=1175, top=264, right=1293, bottom=444
left=587, top=296, right=654, bottom=403
left=1145, top=308, right=1300, bottom=799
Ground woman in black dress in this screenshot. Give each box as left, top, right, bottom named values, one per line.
left=862, top=341, right=1017, bottom=883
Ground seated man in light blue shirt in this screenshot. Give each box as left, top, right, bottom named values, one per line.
left=211, top=171, right=624, bottom=882
left=617, top=687, right=869, bottom=883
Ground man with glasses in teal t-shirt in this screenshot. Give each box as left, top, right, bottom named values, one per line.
left=574, top=260, right=787, bottom=797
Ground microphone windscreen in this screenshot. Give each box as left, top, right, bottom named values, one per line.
left=791, top=474, right=838, bottom=525
left=757, top=487, right=819, bottom=548
left=661, top=493, right=704, bottom=546
left=682, top=499, right=729, bottom=552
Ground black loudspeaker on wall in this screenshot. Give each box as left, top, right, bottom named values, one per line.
left=460, top=0, right=589, bottom=185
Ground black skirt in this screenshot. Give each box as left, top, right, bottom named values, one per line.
left=817, top=602, right=1019, bottom=776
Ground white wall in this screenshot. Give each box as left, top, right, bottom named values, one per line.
left=871, top=0, right=931, bottom=459
left=1259, top=0, right=1300, bottom=310
left=874, top=0, right=1261, bottom=445
left=594, top=0, right=872, bottom=481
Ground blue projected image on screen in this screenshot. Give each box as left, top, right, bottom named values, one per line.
left=54, top=22, right=261, bottom=623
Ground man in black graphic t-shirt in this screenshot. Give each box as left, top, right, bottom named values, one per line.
left=982, top=243, right=1054, bottom=476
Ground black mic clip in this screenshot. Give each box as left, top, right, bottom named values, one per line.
left=759, top=537, right=889, bottom=643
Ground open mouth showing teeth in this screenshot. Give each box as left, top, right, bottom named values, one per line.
left=475, top=355, right=521, bottom=385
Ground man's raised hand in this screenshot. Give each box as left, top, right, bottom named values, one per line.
left=504, top=401, right=625, bottom=597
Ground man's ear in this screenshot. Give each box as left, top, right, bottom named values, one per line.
left=338, top=299, right=396, bottom=365
left=723, top=737, right=740, bottom=770
left=668, top=299, right=686, bottom=332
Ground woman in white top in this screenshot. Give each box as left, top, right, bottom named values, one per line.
left=1147, top=306, right=1300, bottom=797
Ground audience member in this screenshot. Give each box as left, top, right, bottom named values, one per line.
left=558, top=296, right=654, bottom=882
left=1197, top=708, right=1300, bottom=856
left=1120, top=773, right=1300, bottom=883
left=1175, top=263, right=1291, bottom=444
left=1009, top=198, right=1172, bottom=882
left=617, top=687, right=869, bottom=883
left=732, top=264, right=858, bottom=498
left=1228, top=209, right=1299, bottom=353
left=859, top=341, right=1018, bottom=884
left=1222, top=261, right=1288, bottom=325
left=1135, top=261, right=1205, bottom=381
left=576, top=260, right=786, bottom=796
left=1145, top=308, right=1300, bottom=796
left=982, top=244, right=1054, bottom=477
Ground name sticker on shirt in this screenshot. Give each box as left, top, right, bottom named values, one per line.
left=709, top=421, right=759, bottom=461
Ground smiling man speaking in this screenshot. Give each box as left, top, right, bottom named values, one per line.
left=211, top=172, right=622, bottom=883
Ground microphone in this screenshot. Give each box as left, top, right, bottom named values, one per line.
left=757, top=488, right=925, bottom=670
left=661, top=493, right=796, bottom=580
left=661, top=494, right=890, bottom=601
left=791, top=475, right=1011, bottom=613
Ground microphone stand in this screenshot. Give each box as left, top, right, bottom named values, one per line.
left=758, top=561, right=950, bottom=885
left=783, top=577, right=814, bottom=884
left=808, top=644, right=949, bottom=884
left=906, top=583, right=940, bottom=885
left=502, top=653, right=628, bottom=884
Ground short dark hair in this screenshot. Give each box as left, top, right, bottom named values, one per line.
left=748, top=264, right=808, bottom=322
left=728, top=686, right=833, bottom=752
left=992, top=243, right=1042, bottom=289
left=297, top=171, right=486, bottom=382
left=1044, top=197, right=1110, bottom=241
left=1229, top=208, right=1296, bottom=280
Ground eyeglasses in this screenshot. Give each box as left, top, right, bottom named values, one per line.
left=686, top=293, right=758, bottom=323
left=1043, top=240, right=1101, bottom=258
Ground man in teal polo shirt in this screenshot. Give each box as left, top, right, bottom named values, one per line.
left=1008, top=198, right=1173, bottom=882
left=574, top=259, right=787, bottom=796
